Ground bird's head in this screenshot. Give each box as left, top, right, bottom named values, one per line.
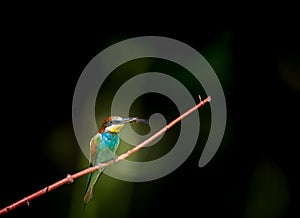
left=99, top=116, right=138, bottom=133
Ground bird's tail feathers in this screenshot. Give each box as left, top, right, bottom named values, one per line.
left=83, top=185, right=94, bottom=210
left=83, top=170, right=103, bottom=210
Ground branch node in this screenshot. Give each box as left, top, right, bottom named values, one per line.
left=198, top=95, right=202, bottom=102
left=24, top=197, right=30, bottom=206
left=66, top=174, right=74, bottom=184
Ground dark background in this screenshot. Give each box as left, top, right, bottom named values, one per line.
left=1, top=7, right=299, bottom=218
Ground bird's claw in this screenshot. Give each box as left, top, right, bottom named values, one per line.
left=98, top=163, right=105, bottom=171
left=112, top=154, right=119, bottom=163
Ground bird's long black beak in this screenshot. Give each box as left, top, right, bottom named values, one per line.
left=121, top=117, right=148, bottom=124
left=134, top=118, right=149, bottom=124
left=121, top=117, right=138, bottom=124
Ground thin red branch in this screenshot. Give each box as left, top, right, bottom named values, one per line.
left=0, top=96, right=211, bottom=216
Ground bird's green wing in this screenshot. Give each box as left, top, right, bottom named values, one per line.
left=84, top=133, right=103, bottom=209
left=89, top=132, right=102, bottom=165
left=83, top=132, right=119, bottom=209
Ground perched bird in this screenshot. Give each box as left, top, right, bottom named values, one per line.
left=83, top=116, right=147, bottom=209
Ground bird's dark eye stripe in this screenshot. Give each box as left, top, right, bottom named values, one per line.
left=105, top=120, right=122, bottom=126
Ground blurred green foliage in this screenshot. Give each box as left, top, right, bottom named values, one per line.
left=4, top=29, right=297, bottom=218
left=245, top=160, right=290, bottom=218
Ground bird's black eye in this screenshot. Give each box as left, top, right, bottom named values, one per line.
left=106, top=121, right=112, bottom=126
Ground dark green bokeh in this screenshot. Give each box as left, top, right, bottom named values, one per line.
left=1, top=21, right=299, bottom=218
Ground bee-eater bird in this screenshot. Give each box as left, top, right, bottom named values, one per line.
left=83, top=116, right=147, bottom=209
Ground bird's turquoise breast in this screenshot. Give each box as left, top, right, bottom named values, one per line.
left=100, top=132, right=120, bottom=152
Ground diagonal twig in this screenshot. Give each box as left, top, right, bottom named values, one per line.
left=0, top=95, right=211, bottom=216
